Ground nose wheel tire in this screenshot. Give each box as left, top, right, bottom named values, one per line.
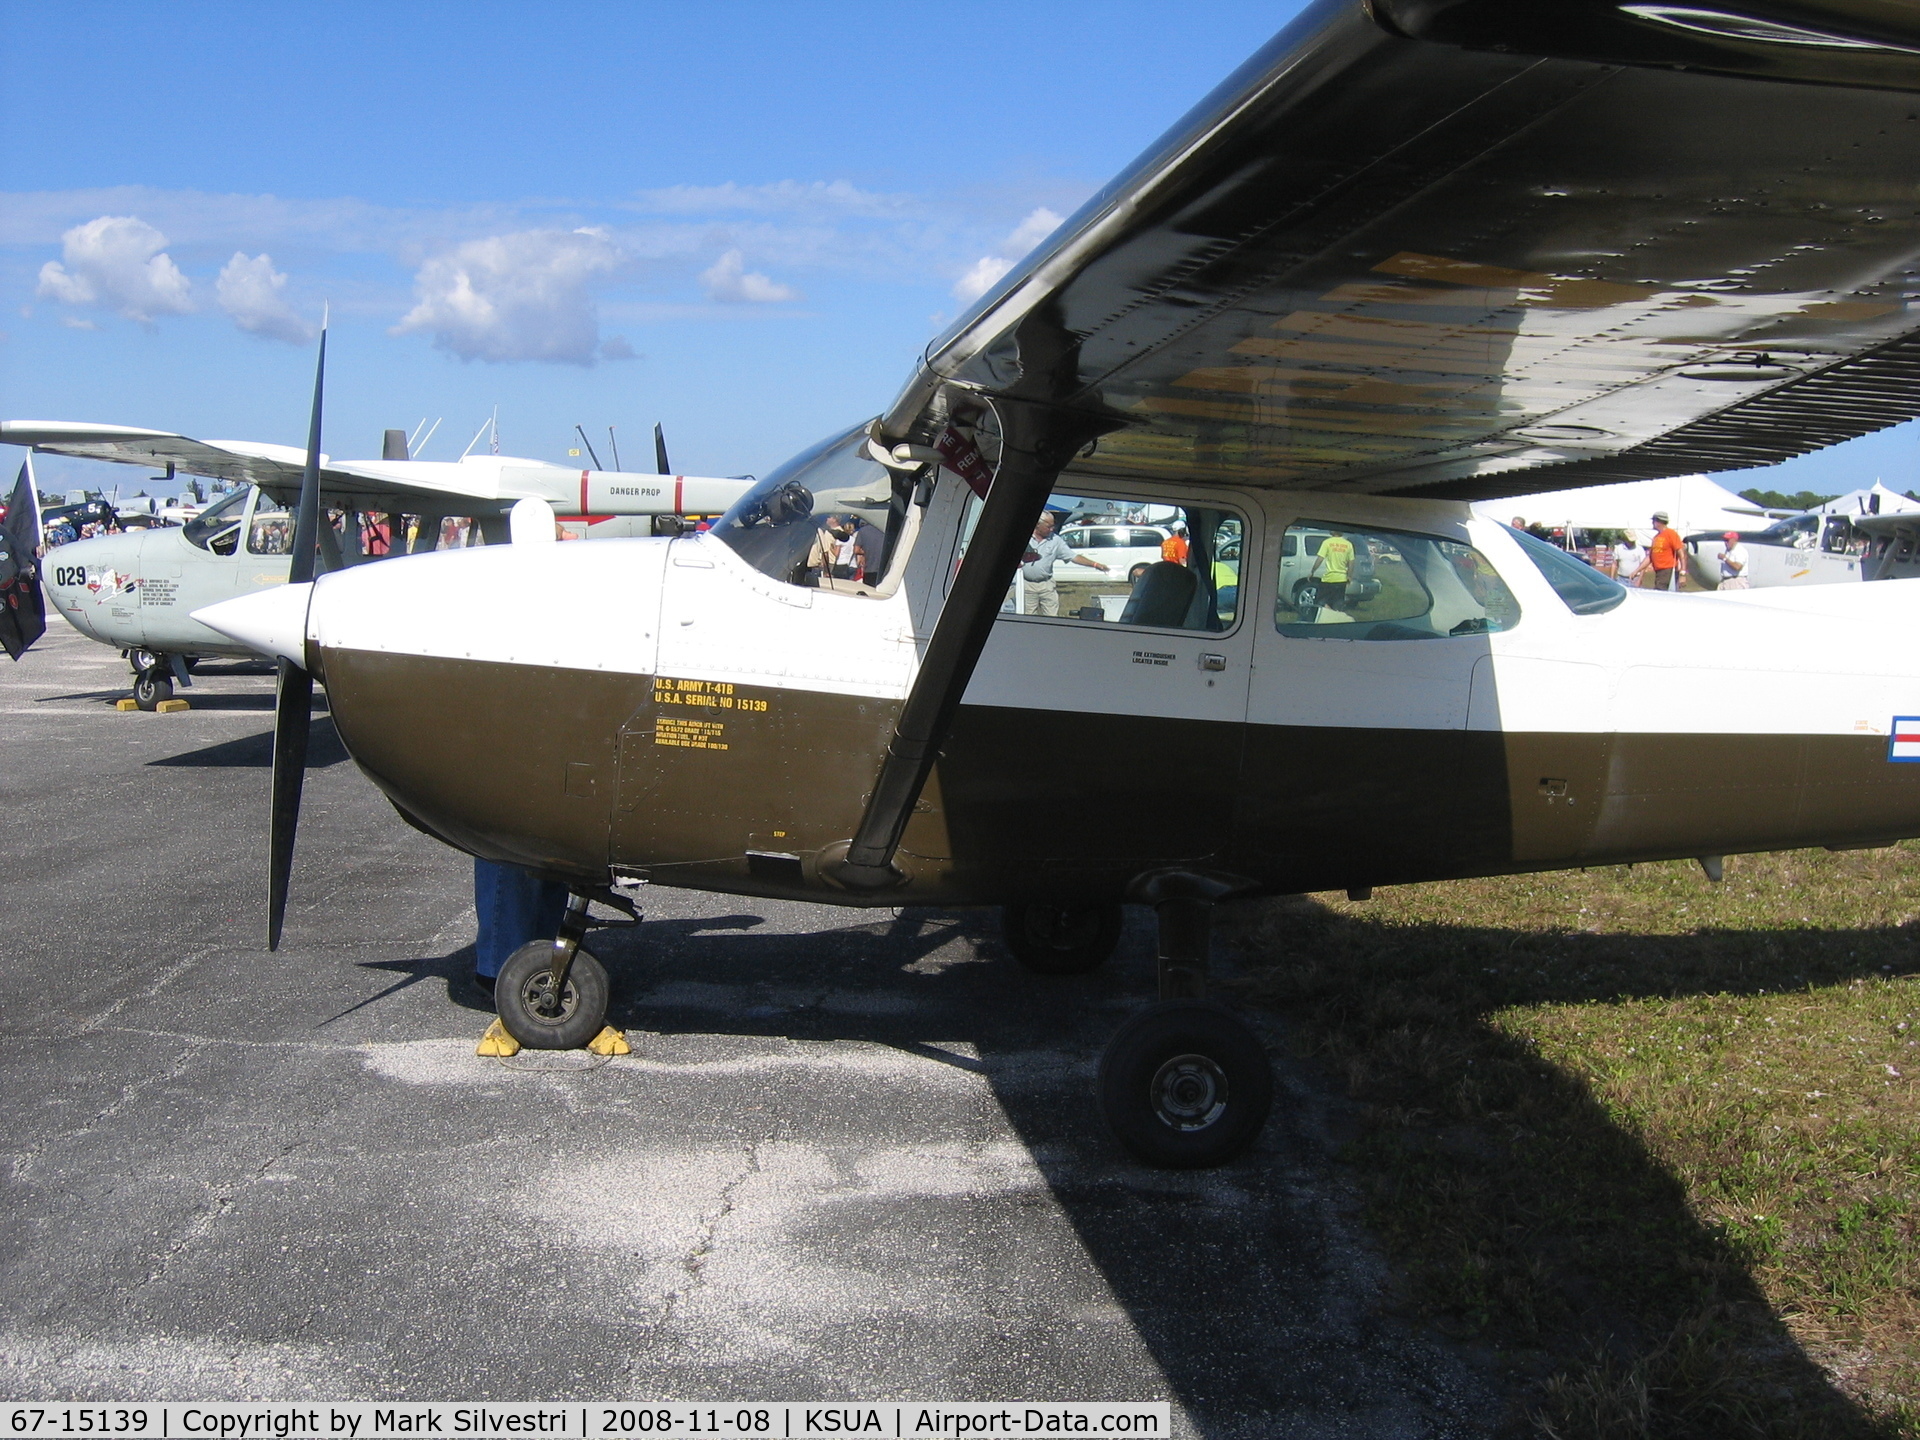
left=1003, top=901, right=1123, bottom=975
left=494, top=941, right=609, bottom=1050
left=132, top=667, right=174, bottom=711
left=1099, top=1001, right=1272, bottom=1168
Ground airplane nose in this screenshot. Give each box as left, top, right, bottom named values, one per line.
left=193, top=582, right=313, bottom=667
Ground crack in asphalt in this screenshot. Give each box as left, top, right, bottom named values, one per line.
left=127, top=1138, right=305, bottom=1305
left=659, top=1130, right=773, bottom=1332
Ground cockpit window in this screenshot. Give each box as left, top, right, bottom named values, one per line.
left=1760, top=513, right=1819, bottom=545
left=706, top=423, right=908, bottom=593
left=1506, top=527, right=1626, bottom=615
left=182, top=486, right=249, bottom=556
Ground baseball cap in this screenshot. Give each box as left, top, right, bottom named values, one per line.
left=1723, top=530, right=1739, bottom=541
left=1652, top=511, right=1669, bottom=523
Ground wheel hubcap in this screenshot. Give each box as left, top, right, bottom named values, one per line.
left=1150, top=1053, right=1229, bottom=1131
left=520, top=969, right=577, bottom=1024
left=1035, top=906, right=1097, bottom=950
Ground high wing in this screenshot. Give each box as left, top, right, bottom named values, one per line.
left=0, top=421, right=744, bottom=517
left=879, top=0, right=1920, bottom=501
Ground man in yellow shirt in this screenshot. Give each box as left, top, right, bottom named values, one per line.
left=1311, top=528, right=1356, bottom=610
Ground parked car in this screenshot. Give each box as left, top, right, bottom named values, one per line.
left=1056, top=523, right=1173, bottom=584
left=1277, top=525, right=1382, bottom=610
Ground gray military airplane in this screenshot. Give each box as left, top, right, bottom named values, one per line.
left=198, top=0, right=1920, bottom=1167
left=0, top=420, right=751, bottom=706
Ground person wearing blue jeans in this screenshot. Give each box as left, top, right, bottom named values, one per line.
left=472, top=858, right=570, bottom=993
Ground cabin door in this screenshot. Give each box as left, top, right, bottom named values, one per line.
left=943, top=484, right=1257, bottom=870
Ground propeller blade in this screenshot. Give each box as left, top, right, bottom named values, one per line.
left=654, top=422, right=671, bottom=476
left=267, top=660, right=313, bottom=951
left=267, top=314, right=327, bottom=950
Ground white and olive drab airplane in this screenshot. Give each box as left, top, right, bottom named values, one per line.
left=0, top=419, right=751, bottom=707
left=194, top=0, right=1920, bottom=1167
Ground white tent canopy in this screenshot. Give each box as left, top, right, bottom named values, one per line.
left=1472, top=474, right=1766, bottom=540
left=1812, top=481, right=1920, bottom=517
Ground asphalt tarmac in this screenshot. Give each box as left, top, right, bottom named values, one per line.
left=1, top=619, right=1502, bottom=1434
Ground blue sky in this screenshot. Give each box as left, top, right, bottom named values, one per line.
left=4, top=0, right=1916, bottom=500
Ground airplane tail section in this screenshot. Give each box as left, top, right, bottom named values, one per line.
left=0, top=457, right=45, bottom=660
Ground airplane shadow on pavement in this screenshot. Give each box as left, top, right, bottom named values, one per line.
left=147, top=715, right=351, bottom=768
left=530, top=901, right=1901, bottom=1439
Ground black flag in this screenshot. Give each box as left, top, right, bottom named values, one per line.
left=0, top=459, right=45, bottom=661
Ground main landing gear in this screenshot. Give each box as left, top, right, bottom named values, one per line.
left=1003, top=901, right=1123, bottom=974
left=494, top=891, right=611, bottom=1049
left=1097, top=887, right=1272, bottom=1168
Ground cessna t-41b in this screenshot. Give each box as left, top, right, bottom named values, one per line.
left=0, top=420, right=750, bottom=707
left=195, top=0, right=1920, bottom=1167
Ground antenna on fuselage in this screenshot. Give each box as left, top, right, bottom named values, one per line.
left=460, top=414, right=493, bottom=460
left=382, top=429, right=410, bottom=461
left=608, top=426, right=621, bottom=472
left=654, top=422, right=671, bottom=476
left=572, top=425, right=605, bottom=470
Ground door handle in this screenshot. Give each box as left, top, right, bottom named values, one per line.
left=1199, top=653, right=1227, bottom=672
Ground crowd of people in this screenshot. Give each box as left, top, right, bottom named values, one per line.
left=1507, top=511, right=1750, bottom=591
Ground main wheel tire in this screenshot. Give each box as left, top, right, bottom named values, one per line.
left=128, top=648, right=158, bottom=674
left=1003, top=901, right=1123, bottom=975
left=494, top=941, right=609, bottom=1050
left=132, top=667, right=173, bottom=711
left=1098, top=1001, right=1272, bottom=1168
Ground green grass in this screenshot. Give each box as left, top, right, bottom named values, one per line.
left=1221, top=846, right=1920, bottom=1437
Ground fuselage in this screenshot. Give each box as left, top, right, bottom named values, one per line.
left=41, top=471, right=747, bottom=663
left=226, top=461, right=1920, bottom=908
left=44, top=510, right=288, bottom=658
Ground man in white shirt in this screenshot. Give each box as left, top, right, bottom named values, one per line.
left=1718, top=531, right=1751, bottom=590
left=1020, top=512, right=1109, bottom=615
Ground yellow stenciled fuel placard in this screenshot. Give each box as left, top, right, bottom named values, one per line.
left=655, top=716, right=728, bottom=750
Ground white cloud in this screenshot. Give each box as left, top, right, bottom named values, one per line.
left=216, top=252, right=314, bottom=344
left=953, top=256, right=1015, bottom=305
left=36, top=215, right=194, bottom=322
left=391, top=228, right=626, bottom=364
left=631, top=180, right=909, bottom=217
left=952, top=207, right=1065, bottom=304
left=699, top=249, right=799, bottom=304
left=60, top=316, right=96, bottom=331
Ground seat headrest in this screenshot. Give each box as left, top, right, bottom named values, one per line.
left=1119, top=561, right=1199, bottom=628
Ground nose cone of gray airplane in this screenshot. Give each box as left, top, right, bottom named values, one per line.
left=194, top=582, right=313, bottom=667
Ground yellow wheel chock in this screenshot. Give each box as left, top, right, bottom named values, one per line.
left=475, top=1019, right=628, bottom=1057
left=476, top=1019, right=521, bottom=1057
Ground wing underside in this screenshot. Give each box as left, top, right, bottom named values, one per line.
left=5, top=423, right=518, bottom=517
left=0, top=423, right=517, bottom=516
left=884, top=0, right=1920, bottom=500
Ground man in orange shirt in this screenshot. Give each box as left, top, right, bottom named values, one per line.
left=1161, top=520, right=1189, bottom=565
left=1634, top=510, right=1686, bottom=591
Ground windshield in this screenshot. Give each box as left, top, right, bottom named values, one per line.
left=182, top=486, right=249, bottom=555
left=706, top=423, right=904, bottom=592
left=1507, top=526, right=1627, bottom=615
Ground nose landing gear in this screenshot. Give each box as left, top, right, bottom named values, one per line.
left=131, top=664, right=174, bottom=711
left=127, top=650, right=193, bottom=710
left=494, top=891, right=611, bottom=1049
left=1097, top=884, right=1272, bottom=1168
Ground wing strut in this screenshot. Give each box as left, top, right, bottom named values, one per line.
left=822, top=398, right=1112, bottom=890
